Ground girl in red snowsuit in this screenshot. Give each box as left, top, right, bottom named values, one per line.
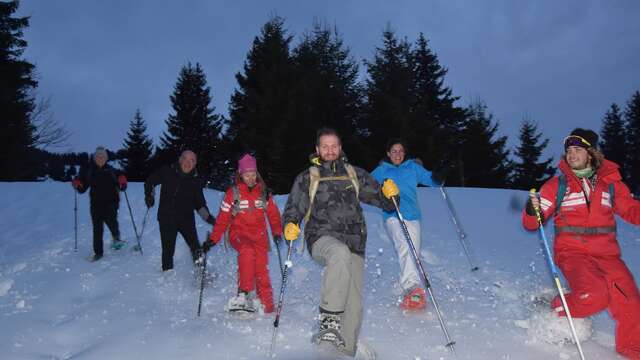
left=206, top=154, right=282, bottom=313
left=523, top=129, right=640, bottom=359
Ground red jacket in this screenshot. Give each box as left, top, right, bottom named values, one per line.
left=523, top=159, right=640, bottom=257
left=209, top=181, right=283, bottom=245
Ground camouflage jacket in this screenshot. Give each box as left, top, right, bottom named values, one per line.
left=283, top=154, right=395, bottom=256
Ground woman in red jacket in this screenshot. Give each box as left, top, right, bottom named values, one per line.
left=523, top=128, right=640, bottom=359
left=203, top=154, right=283, bottom=314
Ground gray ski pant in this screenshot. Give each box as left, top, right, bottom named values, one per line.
left=311, top=235, right=364, bottom=357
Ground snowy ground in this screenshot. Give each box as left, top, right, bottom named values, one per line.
left=1, top=182, right=639, bottom=359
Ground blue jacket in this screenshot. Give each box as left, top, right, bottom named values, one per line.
left=372, top=159, right=437, bottom=221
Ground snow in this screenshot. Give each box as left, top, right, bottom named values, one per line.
left=1, top=182, right=638, bottom=359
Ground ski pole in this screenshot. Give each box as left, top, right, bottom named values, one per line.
left=133, top=208, right=150, bottom=253
left=393, top=197, right=456, bottom=354
left=268, top=239, right=294, bottom=358
left=275, top=238, right=284, bottom=279
left=74, top=189, right=78, bottom=252
left=197, top=251, right=208, bottom=317
left=530, top=189, right=586, bottom=360
left=439, top=186, right=479, bottom=271
left=123, top=190, right=143, bottom=255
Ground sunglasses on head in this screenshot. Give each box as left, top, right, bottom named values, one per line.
left=563, top=135, right=592, bottom=149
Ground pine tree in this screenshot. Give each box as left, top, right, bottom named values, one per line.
left=410, top=33, right=466, bottom=180
left=363, top=27, right=414, bottom=168
left=120, top=109, right=153, bottom=181
left=0, top=1, right=38, bottom=180
left=625, top=91, right=640, bottom=194
left=289, top=22, right=366, bottom=174
left=225, top=16, right=296, bottom=193
left=459, top=101, right=512, bottom=188
left=511, top=119, right=554, bottom=190
left=159, top=62, right=225, bottom=185
left=600, top=103, right=628, bottom=181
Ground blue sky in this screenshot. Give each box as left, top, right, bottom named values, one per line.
left=18, top=0, right=640, bottom=163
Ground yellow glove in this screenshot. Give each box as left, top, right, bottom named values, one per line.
left=284, top=222, right=301, bottom=241
left=382, top=179, right=399, bottom=199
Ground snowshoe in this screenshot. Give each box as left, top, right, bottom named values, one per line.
left=226, top=292, right=256, bottom=316
left=515, top=291, right=593, bottom=345
left=400, top=287, right=427, bottom=311
left=88, top=254, right=103, bottom=262
left=111, top=239, right=126, bottom=250
left=355, top=341, right=377, bottom=360
left=311, top=329, right=346, bottom=350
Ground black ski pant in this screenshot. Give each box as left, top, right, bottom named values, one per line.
left=159, top=218, right=201, bottom=271
left=90, top=202, right=120, bottom=257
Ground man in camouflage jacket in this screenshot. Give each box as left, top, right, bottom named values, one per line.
left=282, top=127, right=399, bottom=357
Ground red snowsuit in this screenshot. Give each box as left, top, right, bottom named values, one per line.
left=209, top=181, right=283, bottom=313
left=522, top=159, right=640, bottom=359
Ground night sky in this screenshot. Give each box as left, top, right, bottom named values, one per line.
left=18, top=0, right=640, bottom=163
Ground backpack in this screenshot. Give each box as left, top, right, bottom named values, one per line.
left=554, top=174, right=615, bottom=215
left=298, top=163, right=359, bottom=253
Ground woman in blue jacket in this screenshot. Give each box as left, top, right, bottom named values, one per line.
left=372, top=139, right=438, bottom=311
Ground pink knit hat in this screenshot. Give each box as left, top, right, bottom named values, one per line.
left=238, top=154, right=257, bottom=174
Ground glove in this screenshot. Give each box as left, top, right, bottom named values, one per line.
left=284, top=222, right=300, bottom=241
left=382, top=179, right=399, bottom=199
left=145, top=194, right=155, bottom=208
left=526, top=190, right=541, bottom=217
left=205, top=215, right=216, bottom=225
left=273, top=235, right=282, bottom=246
left=201, top=239, right=214, bottom=253
left=118, top=175, right=127, bottom=191
left=72, top=178, right=82, bottom=190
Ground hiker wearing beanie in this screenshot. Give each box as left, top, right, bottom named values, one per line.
left=522, top=128, right=640, bottom=359
left=202, top=153, right=282, bottom=314
left=144, top=150, right=215, bottom=271
left=72, top=146, right=127, bottom=261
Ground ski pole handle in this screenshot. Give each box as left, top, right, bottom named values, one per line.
left=529, top=189, right=543, bottom=225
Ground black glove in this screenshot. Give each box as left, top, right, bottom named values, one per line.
left=202, top=240, right=214, bottom=253
left=145, top=194, right=154, bottom=208
left=525, top=197, right=537, bottom=216
left=205, top=215, right=216, bottom=225
left=273, top=235, right=282, bottom=247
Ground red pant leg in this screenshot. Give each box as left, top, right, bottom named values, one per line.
left=599, top=257, right=640, bottom=359
left=236, top=244, right=256, bottom=293
left=254, top=242, right=274, bottom=313
left=553, top=253, right=609, bottom=317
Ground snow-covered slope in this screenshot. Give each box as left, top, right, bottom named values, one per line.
left=1, top=182, right=638, bottom=359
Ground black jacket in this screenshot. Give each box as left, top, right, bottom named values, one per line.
left=144, top=163, right=208, bottom=224
left=77, top=163, right=121, bottom=207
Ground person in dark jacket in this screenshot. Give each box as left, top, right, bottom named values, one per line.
left=144, top=150, right=215, bottom=271
left=72, top=146, right=127, bottom=261
left=282, top=128, right=398, bottom=358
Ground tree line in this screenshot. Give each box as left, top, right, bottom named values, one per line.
left=2, top=3, right=640, bottom=194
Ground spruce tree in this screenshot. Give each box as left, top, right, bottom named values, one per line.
left=459, top=101, right=512, bottom=188
left=625, top=91, right=640, bottom=194
left=160, top=62, right=225, bottom=185
left=511, top=119, right=554, bottom=190
left=363, top=27, right=414, bottom=168
left=289, top=22, right=366, bottom=173
left=410, top=33, right=466, bottom=180
left=226, top=16, right=296, bottom=193
left=120, top=109, right=153, bottom=181
left=600, top=103, right=628, bottom=181
left=0, top=1, right=38, bottom=180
